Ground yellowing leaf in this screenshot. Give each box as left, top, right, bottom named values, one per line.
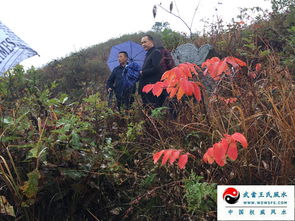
left=0, top=195, right=15, bottom=217
left=176, top=87, right=185, bottom=100
left=20, top=169, right=41, bottom=199
left=203, top=147, right=214, bottom=164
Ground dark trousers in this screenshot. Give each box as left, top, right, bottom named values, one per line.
left=140, top=91, right=167, bottom=109
left=116, top=89, right=134, bottom=111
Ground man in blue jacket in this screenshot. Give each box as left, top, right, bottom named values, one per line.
left=139, top=34, right=166, bottom=108
left=106, top=51, right=135, bottom=110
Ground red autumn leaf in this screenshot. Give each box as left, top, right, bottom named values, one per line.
left=161, top=72, right=169, bottom=81
left=221, top=97, right=237, bottom=104
left=223, top=134, right=234, bottom=144
left=255, top=63, right=262, bottom=71
left=207, top=61, right=220, bottom=79
left=180, top=79, right=194, bottom=96
left=161, top=68, right=176, bottom=81
left=227, top=142, right=238, bottom=161
left=178, top=154, right=189, bottom=169
left=153, top=150, right=165, bottom=164
left=229, top=97, right=237, bottom=103
left=153, top=149, right=193, bottom=169
left=183, top=62, right=200, bottom=73
left=142, top=84, right=154, bottom=93
left=161, top=149, right=173, bottom=165
left=248, top=71, right=257, bottom=79
left=168, top=78, right=178, bottom=87
left=203, top=57, right=246, bottom=80
left=233, top=57, right=247, bottom=67
left=174, top=70, right=187, bottom=81
left=216, top=60, right=229, bottom=77
left=213, top=141, right=228, bottom=166
left=168, top=87, right=178, bottom=98
left=231, top=133, right=248, bottom=148
left=176, top=86, right=185, bottom=100
left=225, top=57, right=240, bottom=69
left=226, top=56, right=247, bottom=68
left=203, top=147, right=215, bottom=164
left=152, top=82, right=165, bottom=97
left=162, top=80, right=169, bottom=88
left=203, top=132, right=248, bottom=166
left=192, top=82, right=202, bottom=102
left=169, top=149, right=182, bottom=165
left=166, top=86, right=173, bottom=93
left=202, top=57, right=220, bottom=68
left=203, top=152, right=210, bottom=163
left=178, top=63, right=192, bottom=78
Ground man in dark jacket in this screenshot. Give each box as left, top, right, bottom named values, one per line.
left=106, top=51, right=135, bottom=110
left=139, top=35, right=166, bottom=108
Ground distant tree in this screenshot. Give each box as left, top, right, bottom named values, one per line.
left=152, top=22, right=170, bottom=32
left=270, top=0, right=295, bottom=13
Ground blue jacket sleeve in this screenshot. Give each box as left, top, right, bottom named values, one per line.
left=106, top=70, right=116, bottom=90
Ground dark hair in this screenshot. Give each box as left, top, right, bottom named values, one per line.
left=143, top=34, right=154, bottom=42
left=119, top=51, right=128, bottom=58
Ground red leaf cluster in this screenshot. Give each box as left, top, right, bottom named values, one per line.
left=142, top=63, right=202, bottom=101
left=218, top=96, right=238, bottom=104
left=153, top=149, right=194, bottom=169
left=202, top=57, right=247, bottom=80
left=255, top=63, right=262, bottom=72
left=143, top=57, right=247, bottom=101
left=142, top=82, right=165, bottom=97
left=203, top=133, right=248, bottom=166
left=248, top=63, right=262, bottom=79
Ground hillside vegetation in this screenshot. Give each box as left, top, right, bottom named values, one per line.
left=0, top=1, right=294, bottom=220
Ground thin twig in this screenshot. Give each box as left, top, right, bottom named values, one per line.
left=86, top=209, right=101, bottom=221
left=123, top=180, right=182, bottom=218
left=157, top=4, right=192, bottom=37
left=142, top=108, right=165, bottom=147
left=190, top=0, right=202, bottom=30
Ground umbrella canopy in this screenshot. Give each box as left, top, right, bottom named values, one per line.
left=107, top=40, right=146, bottom=72
left=0, top=21, right=38, bottom=76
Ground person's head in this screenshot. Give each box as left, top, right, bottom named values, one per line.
left=141, top=34, right=154, bottom=51
left=118, top=51, right=128, bottom=65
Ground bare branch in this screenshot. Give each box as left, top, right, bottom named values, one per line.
left=157, top=3, right=192, bottom=36
left=173, top=0, right=180, bottom=16
left=190, top=0, right=202, bottom=30
left=156, top=0, right=202, bottom=38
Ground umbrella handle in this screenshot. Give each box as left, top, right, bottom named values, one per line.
left=108, top=90, right=113, bottom=107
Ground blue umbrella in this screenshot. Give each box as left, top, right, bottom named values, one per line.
left=107, top=40, right=146, bottom=72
